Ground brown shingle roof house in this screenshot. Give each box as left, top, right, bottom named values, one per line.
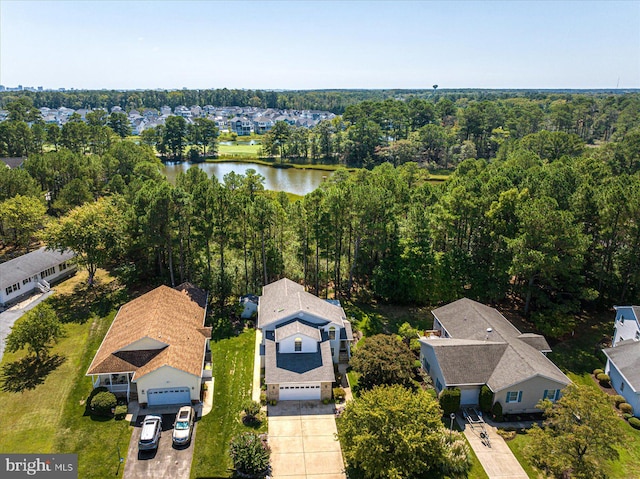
left=86, top=283, right=210, bottom=406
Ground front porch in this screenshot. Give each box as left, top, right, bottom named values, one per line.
left=91, top=373, right=138, bottom=402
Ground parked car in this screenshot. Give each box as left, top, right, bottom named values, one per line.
left=172, top=406, right=195, bottom=446
left=138, top=415, right=162, bottom=450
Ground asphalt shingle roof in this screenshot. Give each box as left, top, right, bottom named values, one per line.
left=264, top=339, right=335, bottom=383
left=427, top=298, right=570, bottom=391
left=0, top=247, right=75, bottom=289
left=275, top=320, right=321, bottom=342
left=87, top=283, right=209, bottom=380
left=603, top=341, right=640, bottom=392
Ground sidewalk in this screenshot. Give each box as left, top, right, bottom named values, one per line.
left=457, top=415, right=528, bottom=479
left=252, top=329, right=263, bottom=402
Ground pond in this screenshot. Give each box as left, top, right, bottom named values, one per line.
left=163, top=162, right=331, bottom=196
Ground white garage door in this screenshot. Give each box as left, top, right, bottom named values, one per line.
left=147, top=387, right=190, bottom=406
left=279, top=384, right=321, bottom=401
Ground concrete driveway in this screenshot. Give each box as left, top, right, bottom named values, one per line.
left=124, top=413, right=196, bottom=479
left=458, top=415, right=528, bottom=479
left=268, top=401, right=346, bottom=479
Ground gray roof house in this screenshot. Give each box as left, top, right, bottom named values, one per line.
left=603, top=306, right=640, bottom=417
left=419, top=298, right=570, bottom=414
left=0, top=247, right=76, bottom=307
left=258, top=278, right=353, bottom=401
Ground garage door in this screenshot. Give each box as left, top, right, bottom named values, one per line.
left=279, top=384, right=321, bottom=401
left=147, top=387, right=191, bottom=406
left=460, top=387, right=480, bottom=406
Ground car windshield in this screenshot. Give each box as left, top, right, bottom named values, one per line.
left=175, top=421, right=190, bottom=430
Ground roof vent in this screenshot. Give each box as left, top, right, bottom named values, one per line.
left=485, top=328, right=492, bottom=341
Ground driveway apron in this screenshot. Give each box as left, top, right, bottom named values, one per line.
left=268, top=401, right=346, bottom=479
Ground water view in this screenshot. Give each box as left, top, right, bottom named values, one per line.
left=163, top=161, right=331, bottom=196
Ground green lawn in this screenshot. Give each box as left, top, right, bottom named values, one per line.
left=218, top=143, right=262, bottom=158
left=190, top=329, right=263, bottom=479
left=0, top=273, right=132, bottom=478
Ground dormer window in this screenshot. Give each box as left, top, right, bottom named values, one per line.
left=329, top=327, right=336, bottom=341
left=295, top=338, right=302, bottom=352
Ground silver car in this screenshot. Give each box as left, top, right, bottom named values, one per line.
left=138, top=415, right=162, bottom=450
left=172, top=406, right=195, bottom=446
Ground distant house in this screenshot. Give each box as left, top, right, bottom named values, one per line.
left=0, top=157, right=26, bottom=169
left=419, top=298, right=570, bottom=414
left=603, top=306, right=640, bottom=416
left=0, top=247, right=76, bottom=307
left=258, top=278, right=353, bottom=401
left=253, top=116, right=274, bottom=134
left=228, top=117, right=253, bottom=136
left=86, top=283, right=210, bottom=405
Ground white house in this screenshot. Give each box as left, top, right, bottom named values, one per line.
left=258, top=278, right=353, bottom=401
left=0, top=247, right=76, bottom=307
left=419, top=298, right=570, bottom=414
left=603, top=306, right=640, bottom=416
left=86, top=283, right=210, bottom=405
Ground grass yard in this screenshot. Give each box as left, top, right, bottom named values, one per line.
left=190, top=329, right=263, bottom=479
left=0, top=270, right=132, bottom=478
left=218, top=142, right=262, bottom=158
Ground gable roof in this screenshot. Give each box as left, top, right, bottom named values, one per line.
left=603, top=341, right=640, bottom=392
left=1, top=157, right=26, bottom=169
left=426, top=298, right=570, bottom=391
left=87, top=283, right=209, bottom=380
left=258, top=278, right=346, bottom=329
left=264, top=339, right=335, bottom=384
left=615, top=305, right=640, bottom=322
left=0, top=247, right=75, bottom=290
left=275, top=320, right=322, bottom=342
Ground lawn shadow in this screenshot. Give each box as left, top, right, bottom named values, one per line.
left=48, top=280, right=128, bottom=324
left=0, top=354, right=66, bottom=392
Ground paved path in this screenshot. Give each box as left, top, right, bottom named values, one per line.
left=252, top=328, right=263, bottom=402
left=268, top=401, right=346, bottom=479
left=458, top=416, right=528, bottom=479
left=0, top=291, right=53, bottom=361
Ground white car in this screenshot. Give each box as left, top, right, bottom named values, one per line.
left=138, top=415, right=162, bottom=450
left=172, top=406, right=195, bottom=446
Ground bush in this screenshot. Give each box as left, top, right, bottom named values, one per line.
left=439, top=388, right=461, bottom=415
left=229, top=432, right=271, bottom=477
left=628, top=417, right=640, bottom=429
left=333, top=387, right=346, bottom=402
left=259, top=393, right=267, bottom=406
left=90, top=391, right=117, bottom=416
left=242, top=400, right=262, bottom=424
left=612, top=395, right=627, bottom=407
left=114, top=404, right=128, bottom=420
left=479, top=385, right=493, bottom=413
left=322, top=398, right=331, bottom=405
left=492, top=401, right=503, bottom=422
left=624, top=413, right=634, bottom=420
left=620, top=402, right=634, bottom=415
left=596, top=373, right=611, bottom=386
left=593, top=368, right=604, bottom=376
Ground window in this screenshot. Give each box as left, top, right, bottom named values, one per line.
left=423, top=358, right=431, bottom=373
left=5, top=283, right=20, bottom=295
left=59, top=262, right=67, bottom=271
left=22, top=278, right=32, bottom=285
left=543, top=389, right=560, bottom=401
left=294, top=337, right=302, bottom=352
left=329, top=327, right=336, bottom=341
left=635, top=331, right=640, bottom=341
left=435, top=378, right=442, bottom=392
left=621, top=382, right=625, bottom=392
left=40, top=267, right=55, bottom=278
left=506, top=391, right=522, bottom=403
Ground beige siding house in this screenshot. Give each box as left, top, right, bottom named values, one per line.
left=419, top=298, right=570, bottom=415
left=86, top=283, right=210, bottom=406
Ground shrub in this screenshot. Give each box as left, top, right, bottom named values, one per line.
left=333, top=387, right=346, bottom=402
left=624, top=413, right=634, bottom=420
left=620, top=403, right=634, bottom=415
left=90, top=391, right=117, bottom=416
left=628, top=417, right=640, bottom=430
left=242, top=400, right=262, bottom=424
left=593, top=368, right=604, bottom=376
left=322, top=398, right=331, bottom=405
left=479, top=385, right=493, bottom=413
left=114, top=404, right=128, bottom=420
left=259, top=393, right=267, bottom=406
left=492, top=401, right=503, bottom=422
left=597, top=373, right=611, bottom=386
left=229, top=432, right=271, bottom=477
left=439, top=388, right=461, bottom=415
left=612, top=395, right=627, bottom=407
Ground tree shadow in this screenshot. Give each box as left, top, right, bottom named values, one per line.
left=48, top=280, right=128, bottom=324
left=0, top=354, right=66, bottom=393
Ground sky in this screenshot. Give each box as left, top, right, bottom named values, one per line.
left=1, top=0, right=639, bottom=90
